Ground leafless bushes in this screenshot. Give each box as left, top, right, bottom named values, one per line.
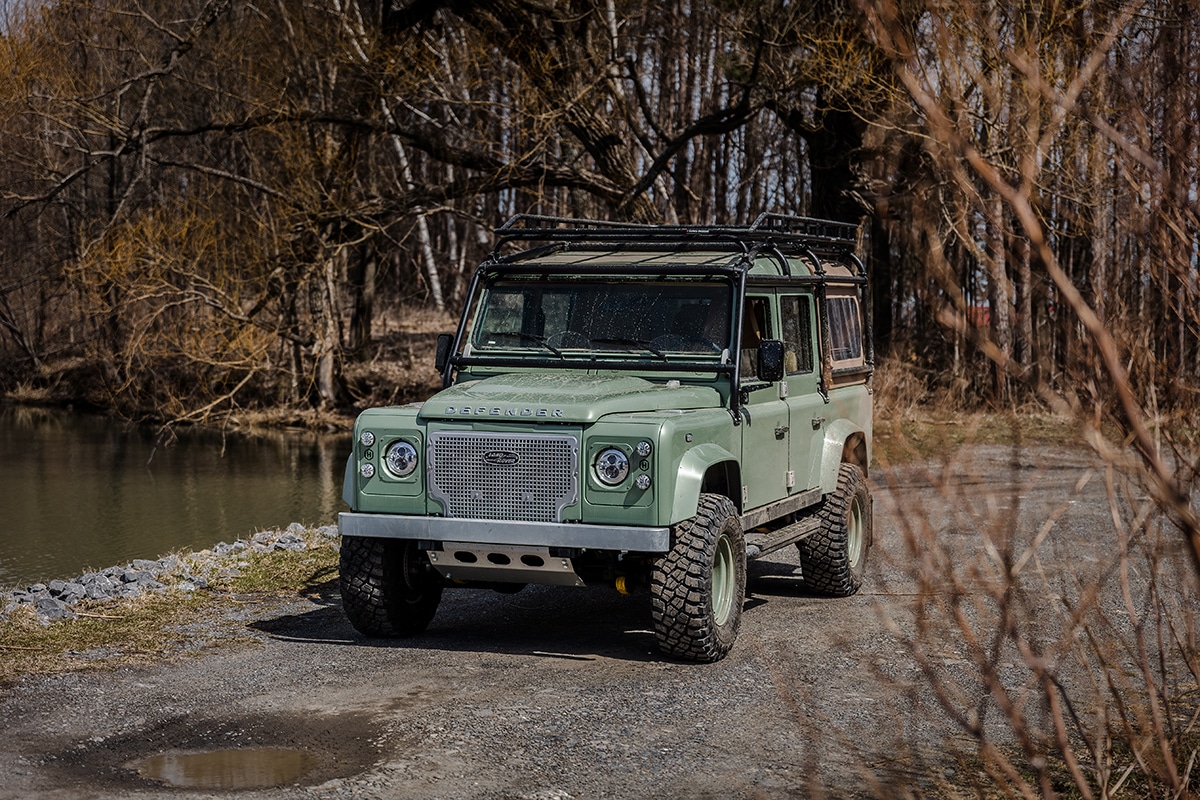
left=858, top=0, right=1200, bottom=795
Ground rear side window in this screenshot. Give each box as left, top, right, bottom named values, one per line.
left=827, top=295, right=863, bottom=364
left=780, top=294, right=814, bottom=375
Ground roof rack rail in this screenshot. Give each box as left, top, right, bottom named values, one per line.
left=495, top=213, right=859, bottom=253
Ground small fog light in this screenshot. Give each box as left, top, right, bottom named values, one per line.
left=635, top=440, right=653, bottom=457
left=359, top=431, right=375, bottom=448
left=359, top=462, right=375, bottom=478
left=635, top=474, right=652, bottom=490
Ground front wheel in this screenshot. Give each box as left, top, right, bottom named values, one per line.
left=651, top=494, right=746, bottom=662
left=798, top=463, right=871, bottom=596
left=339, top=536, right=443, bottom=637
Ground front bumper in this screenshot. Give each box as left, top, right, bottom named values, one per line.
left=337, top=512, right=671, bottom=553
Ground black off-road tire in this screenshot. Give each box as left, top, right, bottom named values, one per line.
left=798, top=463, right=871, bottom=597
left=651, top=494, right=747, bottom=662
left=339, top=536, right=443, bottom=637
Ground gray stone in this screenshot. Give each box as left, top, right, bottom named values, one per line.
left=275, top=533, right=305, bottom=551
left=35, top=597, right=73, bottom=620
left=51, top=582, right=85, bottom=603
left=84, top=575, right=115, bottom=599
left=27, top=583, right=46, bottom=593
left=286, top=522, right=306, bottom=536
left=131, top=559, right=161, bottom=572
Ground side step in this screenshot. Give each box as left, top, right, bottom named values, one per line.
left=744, top=517, right=822, bottom=560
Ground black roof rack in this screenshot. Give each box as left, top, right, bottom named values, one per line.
left=495, top=213, right=859, bottom=256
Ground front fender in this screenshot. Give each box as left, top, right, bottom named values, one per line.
left=341, top=453, right=357, bottom=510
left=668, top=443, right=738, bottom=525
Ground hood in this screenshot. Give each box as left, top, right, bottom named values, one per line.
left=419, top=372, right=722, bottom=424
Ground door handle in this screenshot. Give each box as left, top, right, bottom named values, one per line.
left=811, top=416, right=825, bottom=429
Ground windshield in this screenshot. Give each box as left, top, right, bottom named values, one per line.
left=469, top=276, right=732, bottom=359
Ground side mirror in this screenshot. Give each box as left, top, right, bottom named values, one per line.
left=435, top=333, right=454, bottom=371
left=757, top=339, right=785, bottom=383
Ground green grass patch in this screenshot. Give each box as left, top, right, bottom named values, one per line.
left=220, top=539, right=340, bottom=595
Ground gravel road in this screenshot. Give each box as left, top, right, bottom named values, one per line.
left=0, top=444, right=1130, bottom=799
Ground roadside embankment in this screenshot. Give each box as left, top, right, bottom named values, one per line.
left=0, top=524, right=341, bottom=688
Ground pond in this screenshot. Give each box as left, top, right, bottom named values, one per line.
left=0, top=406, right=350, bottom=588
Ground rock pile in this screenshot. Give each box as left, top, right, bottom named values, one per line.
left=1, top=523, right=339, bottom=624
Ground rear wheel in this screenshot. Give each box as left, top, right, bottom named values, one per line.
left=798, top=463, right=871, bottom=596
left=339, top=536, right=443, bottom=637
left=651, top=494, right=746, bottom=662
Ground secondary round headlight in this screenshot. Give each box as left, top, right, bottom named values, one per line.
left=384, top=440, right=419, bottom=478
left=594, top=447, right=629, bottom=486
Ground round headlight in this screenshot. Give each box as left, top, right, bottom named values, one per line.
left=594, top=447, right=629, bottom=486
left=384, top=440, right=419, bottom=478
left=359, top=430, right=375, bottom=448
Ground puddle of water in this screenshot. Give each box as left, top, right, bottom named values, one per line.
left=135, top=747, right=315, bottom=789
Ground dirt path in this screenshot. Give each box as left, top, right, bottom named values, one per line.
left=0, top=445, right=1113, bottom=799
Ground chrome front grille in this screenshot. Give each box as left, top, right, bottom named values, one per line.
left=428, top=431, right=579, bottom=523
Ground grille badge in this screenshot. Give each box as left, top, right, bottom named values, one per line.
left=482, top=450, right=520, bottom=466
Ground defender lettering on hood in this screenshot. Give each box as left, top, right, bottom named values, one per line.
left=443, top=406, right=564, bottom=418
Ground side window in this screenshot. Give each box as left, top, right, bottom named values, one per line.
left=780, top=295, right=814, bottom=375
left=739, top=295, right=771, bottom=379
left=827, top=295, right=864, bottom=364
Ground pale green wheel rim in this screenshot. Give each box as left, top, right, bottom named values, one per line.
left=712, top=533, right=735, bottom=626
left=846, top=494, right=864, bottom=569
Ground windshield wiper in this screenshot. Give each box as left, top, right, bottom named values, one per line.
left=487, top=331, right=563, bottom=357
left=589, top=337, right=667, bottom=361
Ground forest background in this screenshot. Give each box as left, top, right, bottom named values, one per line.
left=1, top=0, right=1196, bottom=431
left=2, top=1, right=1200, bottom=796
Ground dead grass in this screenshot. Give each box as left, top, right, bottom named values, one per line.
left=873, top=410, right=1079, bottom=466
left=0, top=534, right=340, bottom=693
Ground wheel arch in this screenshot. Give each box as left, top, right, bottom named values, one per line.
left=668, top=443, right=740, bottom=524
left=818, top=420, right=870, bottom=495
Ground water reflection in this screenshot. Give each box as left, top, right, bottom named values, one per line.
left=0, top=406, right=350, bottom=588
left=136, top=748, right=315, bottom=789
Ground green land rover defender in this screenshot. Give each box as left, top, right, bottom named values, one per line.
left=338, top=214, right=874, bottom=662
